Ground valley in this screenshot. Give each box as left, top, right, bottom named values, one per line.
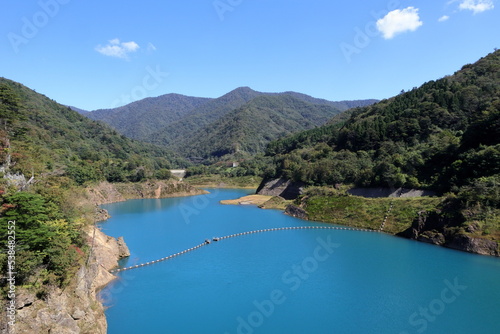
left=1, top=50, right=499, bottom=333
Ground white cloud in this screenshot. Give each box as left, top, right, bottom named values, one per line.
left=376, top=7, right=423, bottom=40
left=459, top=0, right=494, bottom=14
left=95, top=39, right=140, bottom=59
left=147, top=42, right=157, bottom=52
left=438, top=15, right=450, bottom=22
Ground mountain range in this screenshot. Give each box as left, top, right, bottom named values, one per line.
left=85, top=87, right=377, bottom=161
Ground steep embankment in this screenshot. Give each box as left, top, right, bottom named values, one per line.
left=9, top=226, right=127, bottom=334
left=256, top=178, right=499, bottom=257
left=300, top=190, right=499, bottom=257
left=0, top=77, right=207, bottom=333
left=2, top=180, right=206, bottom=334
left=86, top=180, right=208, bottom=205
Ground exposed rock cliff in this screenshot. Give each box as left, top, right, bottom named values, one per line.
left=1, top=180, right=206, bottom=334
left=2, top=227, right=126, bottom=334
left=347, top=187, right=436, bottom=198
left=256, top=178, right=304, bottom=200
left=398, top=210, right=499, bottom=256
left=446, top=234, right=499, bottom=256
left=86, top=180, right=208, bottom=205
left=285, top=204, right=308, bottom=220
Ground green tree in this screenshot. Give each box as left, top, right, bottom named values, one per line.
left=155, top=168, right=172, bottom=180
left=0, top=84, right=22, bottom=130
left=0, top=84, right=23, bottom=169
left=0, top=192, right=79, bottom=285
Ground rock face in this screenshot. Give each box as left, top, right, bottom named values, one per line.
left=285, top=204, right=308, bottom=220
left=94, top=207, right=111, bottom=222
left=417, top=231, right=446, bottom=245
left=446, top=235, right=500, bottom=256
left=87, top=180, right=207, bottom=205
left=0, top=180, right=206, bottom=334
left=5, top=226, right=124, bottom=334
left=398, top=211, right=499, bottom=257
left=86, top=180, right=208, bottom=205
left=256, top=178, right=304, bottom=200
left=347, top=187, right=436, bottom=198
left=117, top=236, right=131, bottom=258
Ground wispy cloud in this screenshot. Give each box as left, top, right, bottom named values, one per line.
left=147, top=42, right=157, bottom=52
left=376, top=7, right=423, bottom=40
left=459, top=0, right=494, bottom=14
left=438, top=15, right=450, bottom=22
left=95, top=38, right=140, bottom=59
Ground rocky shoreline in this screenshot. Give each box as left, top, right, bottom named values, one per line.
left=4, top=226, right=129, bottom=334
left=397, top=210, right=499, bottom=256
left=2, top=180, right=206, bottom=334
left=257, top=178, right=499, bottom=257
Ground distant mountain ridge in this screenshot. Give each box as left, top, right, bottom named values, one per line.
left=84, top=87, right=377, bottom=161
left=87, top=94, right=211, bottom=141
left=150, top=87, right=265, bottom=148
left=179, top=94, right=350, bottom=160
left=67, top=105, right=89, bottom=114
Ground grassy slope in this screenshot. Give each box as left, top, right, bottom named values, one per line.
left=304, top=195, right=442, bottom=233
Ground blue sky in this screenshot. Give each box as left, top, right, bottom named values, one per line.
left=0, top=0, right=499, bottom=111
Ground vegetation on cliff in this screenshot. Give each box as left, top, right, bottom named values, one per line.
left=0, top=78, right=192, bottom=298
left=303, top=189, right=442, bottom=233
left=257, top=50, right=500, bottom=251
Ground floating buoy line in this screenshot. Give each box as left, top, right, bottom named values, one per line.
left=111, top=225, right=379, bottom=273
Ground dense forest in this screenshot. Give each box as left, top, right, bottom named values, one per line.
left=177, top=95, right=348, bottom=160
left=0, top=78, right=180, bottom=291
left=88, top=93, right=211, bottom=141
left=253, top=50, right=500, bottom=241
left=264, top=50, right=500, bottom=193
left=86, top=86, right=377, bottom=162
left=0, top=78, right=185, bottom=185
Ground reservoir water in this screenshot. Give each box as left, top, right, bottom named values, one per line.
left=99, top=189, right=500, bottom=334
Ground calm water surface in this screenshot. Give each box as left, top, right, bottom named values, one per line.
left=99, top=189, right=500, bottom=334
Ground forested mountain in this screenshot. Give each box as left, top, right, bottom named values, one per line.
left=263, top=50, right=500, bottom=193
left=0, top=77, right=195, bottom=300
left=178, top=94, right=347, bottom=160
left=84, top=87, right=377, bottom=161
left=273, top=91, right=378, bottom=110
left=87, top=93, right=211, bottom=141
left=252, top=50, right=500, bottom=252
left=0, top=77, right=184, bottom=185
left=148, top=87, right=264, bottom=147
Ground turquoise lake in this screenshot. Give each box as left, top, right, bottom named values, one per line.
left=99, top=189, right=500, bottom=334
